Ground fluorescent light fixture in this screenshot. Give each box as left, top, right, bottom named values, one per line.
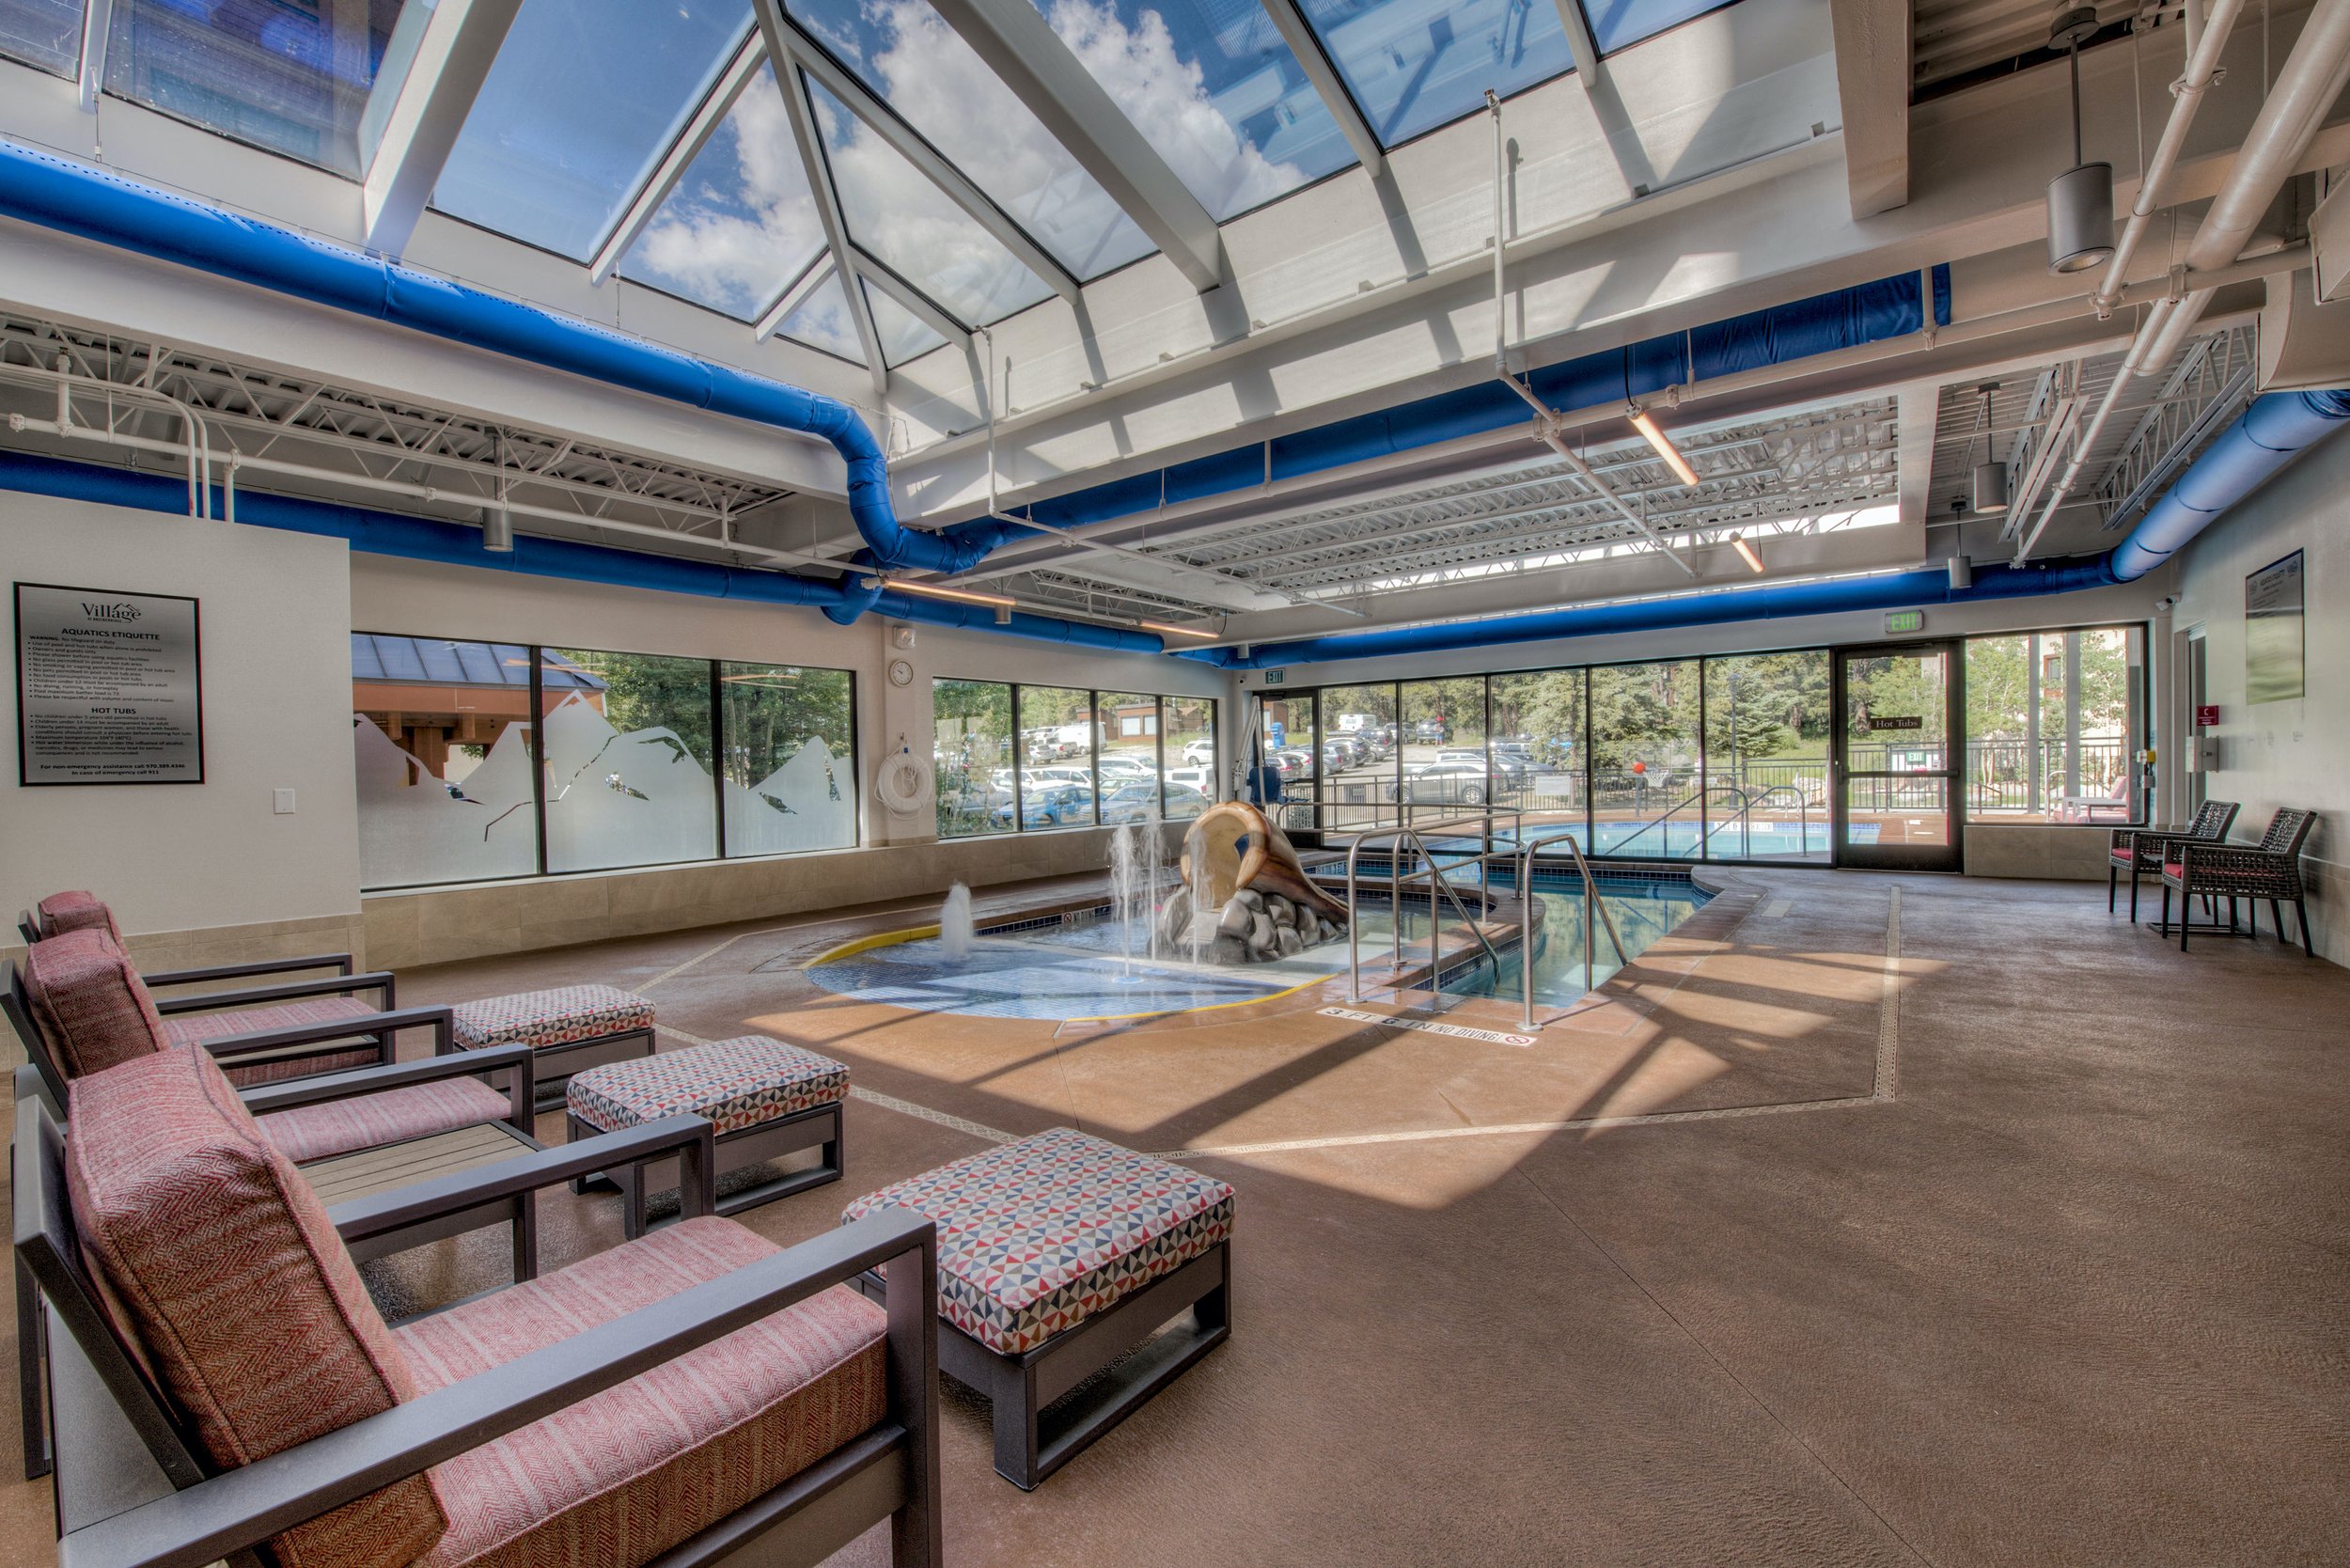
left=1140, top=620, right=1219, bottom=639
left=875, top=576, right=1017, bottom=608
left=1627, top=409, right=1700, bottom=487
left=1730, top=533, right=1764, bottom=573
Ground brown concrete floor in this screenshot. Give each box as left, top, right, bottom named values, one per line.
left=5, top=868, right=2346, bottom=1565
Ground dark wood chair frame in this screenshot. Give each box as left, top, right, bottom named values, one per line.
left=17, top=910, right=368, bottom=995
left=2108, top=800, right=2238, bottom=921
left=13, top=1094, right=942, bottom=1568
left=856, top=1238, right=1230, bottom=1491
left=4, top=980, right=541, bottom=1482
left=567, top=1098, right=845, bottom=1241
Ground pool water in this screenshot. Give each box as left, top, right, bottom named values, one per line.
left=803, top=873, right=1707, bottom=1023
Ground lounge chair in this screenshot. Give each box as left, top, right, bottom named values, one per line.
left=2108, top=799, right=2238, bottom=920
left=2159, top=808, right=2318, bottom=954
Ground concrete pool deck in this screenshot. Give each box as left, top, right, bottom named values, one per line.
left=3, top=866, right=2344, bottom=1565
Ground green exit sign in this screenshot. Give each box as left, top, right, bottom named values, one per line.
left=1261, top=670, right=1284, bottom=684
left=1884, top=609, right=1925, bottom=635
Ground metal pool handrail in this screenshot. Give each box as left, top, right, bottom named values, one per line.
left=1342, top=823, right=1507, bottom=1003
left=1514, top=831, right=1627, bottom=1030
left=1713, top=783, right=1813, bottom=859
left=1605, top=781, right=1750, bottom=857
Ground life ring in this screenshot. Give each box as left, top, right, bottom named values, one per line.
left=872, top=748, right=932, bottom=816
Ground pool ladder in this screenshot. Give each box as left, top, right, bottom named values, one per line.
left=1513, top=831, right=1627, bottom=1030
left=1341, top=816, right=1510, bottom=1004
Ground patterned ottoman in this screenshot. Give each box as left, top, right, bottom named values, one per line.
left=843, top=1128, right=1233, bottom=1489
left=446, top=984, right=655, bottom=1110
left=566, top=1036, right=848, bottom=1237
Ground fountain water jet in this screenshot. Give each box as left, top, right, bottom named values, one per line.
left=1106, top=810, right=1168, bottom=980
left=938, top=882, right=975, bottom=961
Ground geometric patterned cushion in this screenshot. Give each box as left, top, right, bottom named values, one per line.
left=65, top=1045, right=448, bottom=1568
left=567, top=1036, right=847, bottom=1136
left=399, top=1216, right=886, bottom=1568
left=450, top=985, right=654, bottom=1052
left=21, top=927, right=168, bottom=1079
left=841, top=1128, right=1234, bottom=1356
left=36, top=888, right=125, bottom=945
left=258, top=1076, right=517, bottom=1166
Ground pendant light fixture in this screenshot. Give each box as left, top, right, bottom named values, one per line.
left=1970, top=383, right=2010, bottom=514
left=2045, top=6, right=2114, bottom=274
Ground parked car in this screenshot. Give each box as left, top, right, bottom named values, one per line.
left=1387, top=762, right=1492, bottom=806
left=1182, top=739, right=1216, bottom=765
left=1161, top=765, right=1214, bottom=794
left=1101, top=780, right=1212, bottom=823
left=996, top=782, right=1093, bottom=828
left=1410, top=718, right=1449, bottom=744
left=1273, top=747, right=1316, bottom=781
left=1094, top=754, right=1155, bottom=781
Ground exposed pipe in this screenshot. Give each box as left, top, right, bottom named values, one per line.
left=2092, top=0, right=2245, bottom=312
left=2107, top=386, right=2350, bottom=577
left=0, top=137, right=1006, bottom=580
left=1489, top=87, right=1508, bottom=379
left=1502, top=374, right=1698, bottom=576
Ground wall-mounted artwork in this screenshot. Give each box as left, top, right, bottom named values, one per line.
left=2245, top=550, right=2306, bottom=704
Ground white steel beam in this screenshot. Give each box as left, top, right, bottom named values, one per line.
left=75, top=0, right=114, bottom=113
left=772, top=16, right=1081, bottom=302
left=753, top=33, right=890, bottom=397
left=1250, top=0, right=1383, bottom=176
left=1826, top=0, right=1910, bottom=217
left=753, top=256, right=838, bottom=345
left=588, top=24, right=765, bottom=287
left=360, top=0, right=527, bottom=258
left=924, top=0, right=1227, bottom=290
left=851, top=251, right=973, bottom=352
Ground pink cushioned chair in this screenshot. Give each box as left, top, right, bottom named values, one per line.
left=21, top=891, right=401, bottom=1084
left=11, top=1047, right=940, bottom=1568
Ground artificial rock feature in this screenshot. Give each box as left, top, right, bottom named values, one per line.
left=1176, top=802, right=1349, bottom=964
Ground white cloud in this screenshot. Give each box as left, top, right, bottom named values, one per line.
left=628, top=67, right=823, bottom=319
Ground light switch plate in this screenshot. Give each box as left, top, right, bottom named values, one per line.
left=274, top=789, right=297, bottom=815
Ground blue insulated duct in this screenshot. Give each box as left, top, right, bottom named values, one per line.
left=0, top=449, right=1167, bottom=652
left=2107, top=387, right=2350, bottom=580
left=0, top=138, right=997, bottom=577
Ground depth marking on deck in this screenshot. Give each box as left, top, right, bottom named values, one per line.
left=1761, top=899, right=1794, bottom=917
left=1317, top=1007, right=1536, bottom=1047
left=1158, top=886, right=1906, bottom=1161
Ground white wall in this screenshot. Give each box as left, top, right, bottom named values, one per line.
left=2170, top=430, right=2350, bottom=963
left=0, top=494, right=360, bottom=940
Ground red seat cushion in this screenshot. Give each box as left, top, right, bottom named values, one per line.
left=398, top=1217, right=886, bottom=1568
left=164, top=996, right=386, bottom=1085
left=36, top=889, right=125, bottom=945
left=2110, top=847, right=2136, bottom=863
left=67, top=1046, right=448, bottom=1568
left=22, top=928, right=166, bottom=1077
left=259, top=1076, right=517, bottom=1165
left=2164, top=862, right=2185, bottom=879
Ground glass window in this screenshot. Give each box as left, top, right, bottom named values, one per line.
left=1294, top=0, right=1574, bottom=149
left=0, top=0, right=83, bottom=76
left=1095, top=691, right=1163, bottom=823
left=786, top=0, right=1153, bottom=279
left=863, top=278, right=950, bottom=364
left=1489, top=669, right=1583, bottom=843
left=1161, top=695, right=1216, bottom=819
left=808, top=76, right=1054, bottom=326
left=619, top=62, right=825, bottom=321
left=1585, top=0, right=1730, bottom=55
left=1965, top=627, right=2145, bottom=824
left=1016, top=684, right=1099, bottom=827
left=103, top=0, right=412, bottom=176
left=779, top=268, right=867, bottom=362
left=1703, top=651, right=1830, bottom=861
left=1589, top=660, right=1700, bottom=857
left=1316, top=682, right=1396, bottom=832
left=351, top=635, right=540, bottom=890
left=539, top=647, right=718, bottom=872
left=933, top=678, right=1013, bottom=837
left=1397, top=677, right=1488, bottom=813
left=719, top=662, right=856, bottom=855
left=1026, top=0, right=1355, bottom=219
left=434, top=0, right=752, bottom=259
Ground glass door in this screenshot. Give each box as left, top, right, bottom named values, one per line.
left=1833, top=642, right=1963, bottom=871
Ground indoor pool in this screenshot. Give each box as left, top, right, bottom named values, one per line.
left=803, top=872, right=1707, bottom=1022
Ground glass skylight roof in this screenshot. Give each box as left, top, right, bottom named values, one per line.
left=0, top=0, right=81, bottom=77
left=1586, top=0, right=1727, bottom=53
left=786, top=0, right=1153, bottom=279
left=807, top=76, right=1054, bottom=326
left=1294, top=0, right=1574, bottom=148
left=781, top=268, right=866, bottom=363
left=102, top=0, right=407, bottom=176
left=865, top=278, right=950, bottom=366
left=435, top=0, right=751, bottom=260
left=619, top=62, right=824, bottom=321
left=1026, top=0, right=1352, bottom=221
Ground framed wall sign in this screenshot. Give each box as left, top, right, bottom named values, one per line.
left=14, top=581, right=206, bottom=785
left=2244, top=549, right=2306, bottom=704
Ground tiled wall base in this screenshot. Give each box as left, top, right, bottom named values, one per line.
left=364, top=824, right=1182, bottom=970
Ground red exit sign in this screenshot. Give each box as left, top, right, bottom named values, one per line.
left=2196, top=705, right=2220, bottom=729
